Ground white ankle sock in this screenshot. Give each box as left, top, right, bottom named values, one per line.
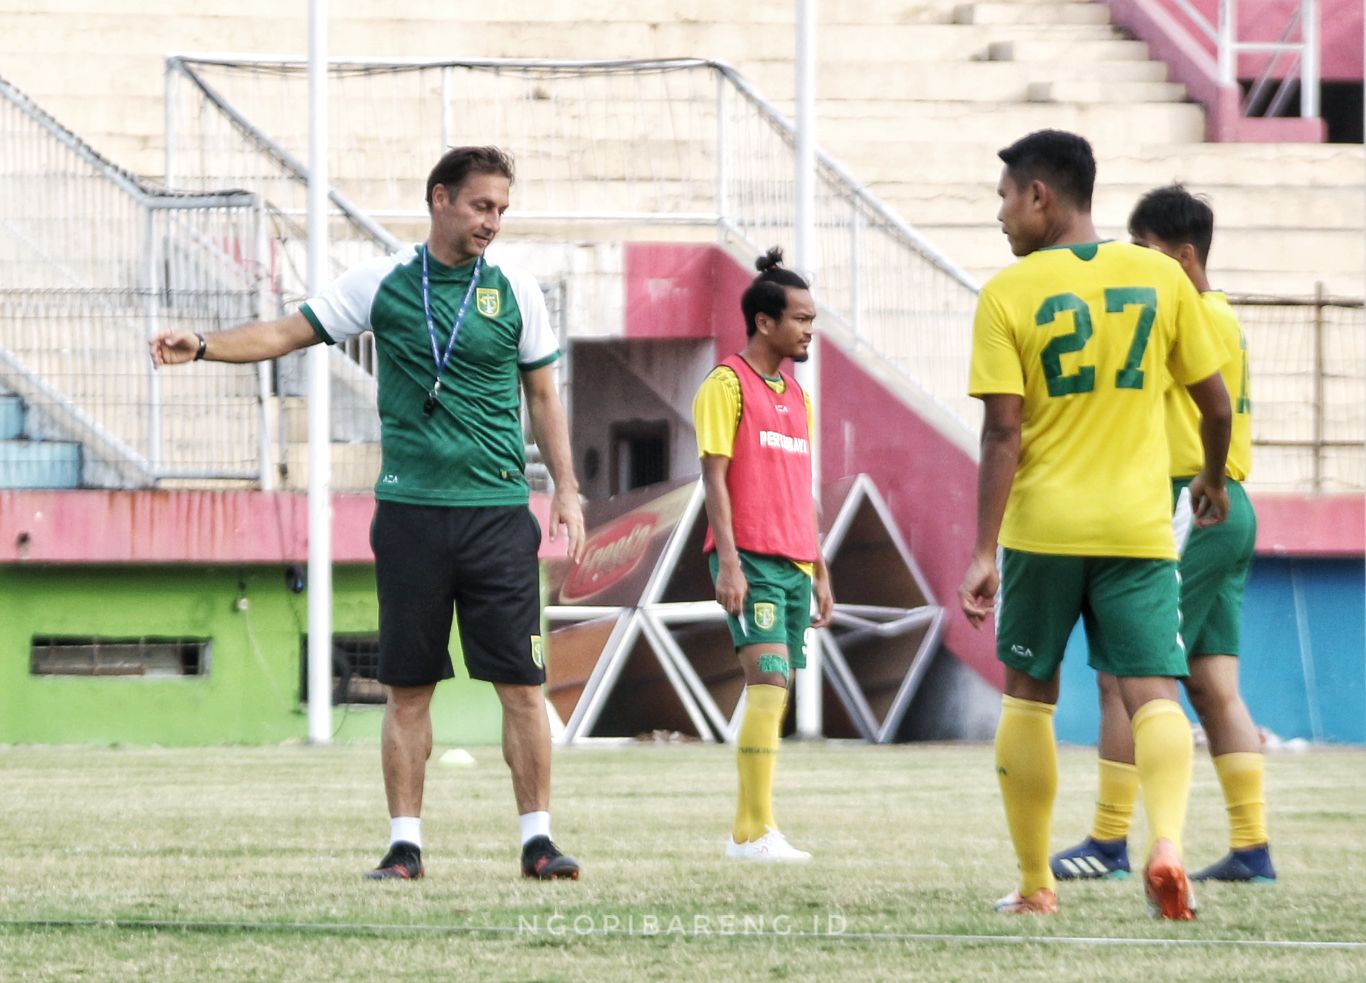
left=390, top=816, right=422, bottom=849
left=518, top=811, right=550, bottom=845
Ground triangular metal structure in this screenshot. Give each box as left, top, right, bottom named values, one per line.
left=544, top=474, right=944, bottom=744
left=818, top=474, right=946, bottom=742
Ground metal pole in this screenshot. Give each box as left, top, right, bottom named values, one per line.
left=163, top=60, right=177, bottom=188
left=1301, top=0, right=1320, bottom=118
left=441, top=66, right=453, bottom=152
left=794, top=0, right=822, bottom=740
left=306, top=0, right=333, bottom=744
left=255, top=201, right=276, bottom=491
left=143, top=209, right=162, bottom=471
left=1222, top=0, right=1240, bottom=87
left=716, top=69, right=728, bottom=242
left=1312, top=281, right=1325, bottom=492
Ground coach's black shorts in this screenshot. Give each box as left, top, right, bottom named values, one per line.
left=371, top=501, right=545, bottom=687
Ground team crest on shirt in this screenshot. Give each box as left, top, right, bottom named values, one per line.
left=753, top=603, right=777, bottom=632
left=476, top=288, right=501, bottom=317
left=530, top=635, right=545, bottom=669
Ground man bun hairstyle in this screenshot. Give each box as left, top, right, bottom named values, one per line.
left=425, top=146, right=516, bottom=209
left=997, top=129, right=1096, bottom=211
left=1128, top=183, right=1215, bottom=267
left=741, top=247, right=810, bottom=337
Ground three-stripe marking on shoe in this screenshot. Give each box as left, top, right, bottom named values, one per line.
left=1059, top=855, right=1127, bottom=879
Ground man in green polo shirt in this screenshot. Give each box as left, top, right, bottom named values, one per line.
left=150, top=146, right=587, bottom=882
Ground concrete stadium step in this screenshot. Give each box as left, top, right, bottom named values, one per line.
left=932, top=224, right=1365, bottom=296
left=1026, top=80, right=1188, bottom=103
left=0, top=394, right=25, bottom=439
left=843, top=141, right=1364, bottom=186
left=988, top=37, right=1153, bottom=62
left=751, top=60, right=1175, bottom=104
left=877, top=182, right=1365, bottom=231
left=815, top=101, right=1207, bottom=144
left=954, top=1, right=1113, bottom=24
left=0, top=439, right=83, bottom=489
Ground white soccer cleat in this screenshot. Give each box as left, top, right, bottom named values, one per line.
left=724, top=826, right=812, bottom=862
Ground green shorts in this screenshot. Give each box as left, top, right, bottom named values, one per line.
left=996, top=548, right=1186, bottom=681
left=708, top=550, right=812, bottom=668
left=1173, top=478, right=1256, bottom=658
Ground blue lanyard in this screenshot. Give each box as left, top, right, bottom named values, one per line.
left=420, top=246, right=484, bottom=416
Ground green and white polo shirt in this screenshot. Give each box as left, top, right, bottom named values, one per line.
left=300, top=246, right=560, bottom=506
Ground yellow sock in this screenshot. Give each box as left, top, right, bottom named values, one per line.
left=1132, top=699, right=1193, bottom=855
left=1090, top=759, right=1140, bottom=843
left=1213, top=752, right=1268, bottom=850
left=733, top=684, right=787, bottom=843
left=996, top=695, right=1058, bottom=896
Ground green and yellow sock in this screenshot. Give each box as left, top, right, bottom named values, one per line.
left=733, top=684, right=786, bottom=843
left=996, top=695, right=1058, bottom=896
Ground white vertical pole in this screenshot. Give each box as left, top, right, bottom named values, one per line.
left=1301, top=0, right=1319, bottom=118
left=255, top=201, right=276, bottom=491
left=144, top=209, right=162, bottom=471
left=1217, top=0, right=1236, bottom=87
left=163, top=60, right=177, bottom=188
left=306, top=0, right=333, bottom=744
left=794, top=0, right=822, bottom=740
left=716, top=70, right=728, bottom=241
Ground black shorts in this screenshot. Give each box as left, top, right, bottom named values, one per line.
left=371, top=501, right=545, bottom=687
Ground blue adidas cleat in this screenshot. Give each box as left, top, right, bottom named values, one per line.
left=1191, top=845, right=1277, bottom=883
left=1050, top=837, right=1132, bottom=880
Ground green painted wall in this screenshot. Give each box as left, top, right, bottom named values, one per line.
left=0, top=565, right=502, bottom=746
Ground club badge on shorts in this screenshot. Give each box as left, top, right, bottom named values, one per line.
left=476, top=288, right=501, bottom=317
left=530, top=635, right=545, bottom=669
left=753, top=602, right=777, bottom=632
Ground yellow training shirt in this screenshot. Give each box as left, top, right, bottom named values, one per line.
left=693, top=364, right=816, bottom=575
left=969, top=241, right=1226, bottom=559
left=1165, top=290, right=1250, bottom=481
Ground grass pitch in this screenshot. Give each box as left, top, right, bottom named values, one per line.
left=1, top=740, right=1363, bottom=981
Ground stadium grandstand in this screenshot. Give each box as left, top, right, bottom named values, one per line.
left=0, top=0, right=1361, bottom=753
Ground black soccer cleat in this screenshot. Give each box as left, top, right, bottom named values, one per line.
left=521, top=835, right=581, bottom=880
left=364, top=840, right=424, bottom=880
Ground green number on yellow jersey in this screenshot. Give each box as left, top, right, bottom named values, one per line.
left=1036, top=288, right=1158, bottom=397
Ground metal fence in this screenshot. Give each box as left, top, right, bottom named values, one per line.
left=163, top=56, right=983, bottom=437
left=1232, top=289, right=1364, bottom=492
left=4, top=59, right=1358, bottom=494
left=0, top=75, right=272, bottom=489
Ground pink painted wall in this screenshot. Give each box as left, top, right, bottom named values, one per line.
left=623, top=243, right=752, bottom=346
left=0, top=490, right=563, bottom=565
left=1105, top=0, right=1332, bottom=141
left=1151, top=0, right=1362, bottom=80
left=818, top=343, right=1000, bottom=686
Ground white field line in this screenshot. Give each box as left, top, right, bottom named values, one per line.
left=3, top=918, right=1365, bottom=951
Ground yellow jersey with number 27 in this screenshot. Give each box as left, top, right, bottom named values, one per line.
left=969, top=240, right=1226, bottom=559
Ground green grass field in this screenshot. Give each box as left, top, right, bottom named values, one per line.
left=1, top=741, right=1362, bottom=981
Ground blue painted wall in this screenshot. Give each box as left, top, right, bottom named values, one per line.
left=1055, top=557, right=1366, bottom=745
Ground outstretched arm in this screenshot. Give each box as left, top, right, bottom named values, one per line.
left=522, top=364, right=586, bottom=564
left=149, top=311, right=321, bottom=367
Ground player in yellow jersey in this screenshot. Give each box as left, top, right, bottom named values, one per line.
left=1052, top=185, right=1276, bottom=885
left=958, top=131, right=1233, bottom=920
left=693, top=248, right=834, bottom=862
